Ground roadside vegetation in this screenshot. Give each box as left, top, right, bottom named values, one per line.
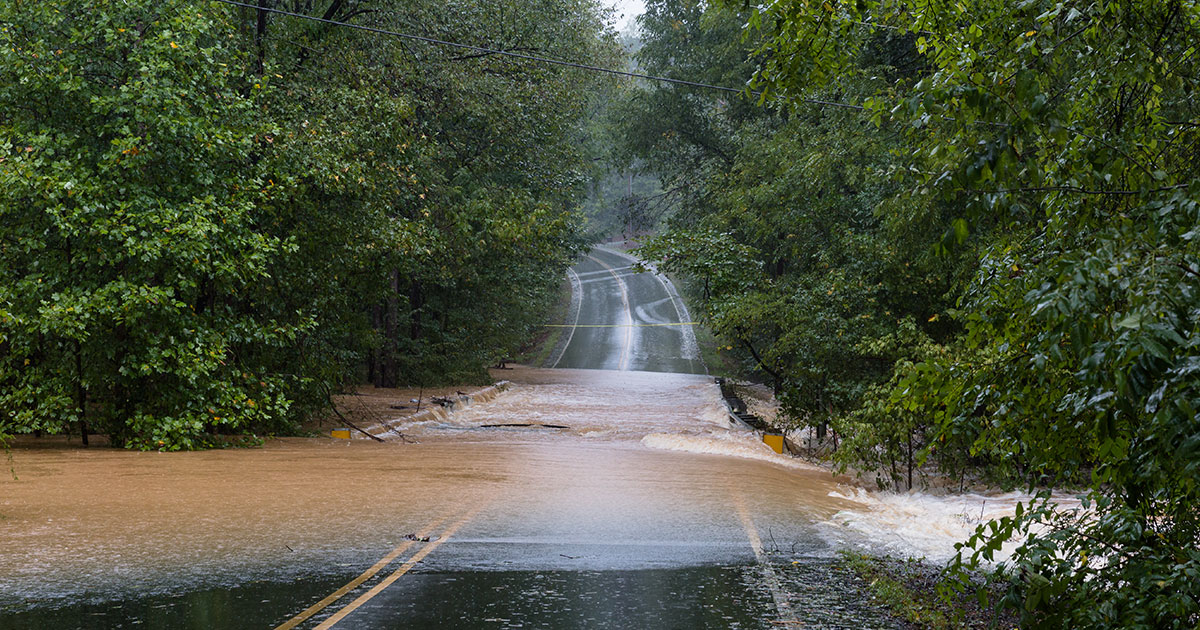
left=0, top=0, right=618, bottom=449
left=839, top=552, right=1017, bottom=630
left=513, top=276, right=574, bottom=367
left=620, top=0, right=1199, bottom=627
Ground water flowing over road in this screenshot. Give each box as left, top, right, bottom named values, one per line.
left=2, top=247, right=924, bottom=629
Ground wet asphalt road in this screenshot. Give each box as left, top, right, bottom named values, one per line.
left=550, top=247, right=705, bottom=374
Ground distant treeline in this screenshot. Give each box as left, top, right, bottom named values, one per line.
left=0, top=0, right=618, bottom=449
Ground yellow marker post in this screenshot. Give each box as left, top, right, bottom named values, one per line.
left=331, top=428, right=351, bottom=439
left=762, top=433, right=785, bottom=454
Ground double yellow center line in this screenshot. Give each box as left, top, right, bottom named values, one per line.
left=277, top=488, right=790, bottom=627
left=276, top=503, right=487, bottom=630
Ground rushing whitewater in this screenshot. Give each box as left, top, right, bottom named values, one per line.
left=374, top=365, right=1063, bottom=564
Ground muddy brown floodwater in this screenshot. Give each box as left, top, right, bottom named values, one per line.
left=0, top=366, right=1020, bottom=628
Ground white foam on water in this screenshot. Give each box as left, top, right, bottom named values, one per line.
left=695, top=400, right=736, bottom=429
left=396, top=372, right=730, bottom=444
left=826, top=488, right=1086, bottom=563
left=640, top=430, right=824, bottom=472
left=388, top=366, right=1091, bottom=566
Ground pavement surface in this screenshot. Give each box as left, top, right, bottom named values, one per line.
left=550, top=246, right=705, bottom=374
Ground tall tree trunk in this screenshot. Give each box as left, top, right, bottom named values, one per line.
left=890, top=449, right=899, bottom=489
left=254, top=0, right=271, bottom=76
left=67, top=238, right=88, bottom=446
left=379, top=269, right=400, bottom=387
left=368, top=303, right=382, bottom=386
left=906, top=433, right=914, bottom=491
left=111, top=322, right=130, bottom=445
left=815, top=391, right=828, bottom=441
left=409, top=280, right=423, bottom=342
left=75, top=339, right=88, bottom=447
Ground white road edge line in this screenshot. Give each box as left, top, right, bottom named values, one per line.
left=732, top=492, right=799, bottom=626
left=599, top=246, right=706, bottom=374
left=549, top=266, right=583, bottom=369
left=648, top=263, right=705, bottom=374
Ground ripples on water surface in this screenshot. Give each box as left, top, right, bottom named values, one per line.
left=0, top=365, right=1058, bottom=627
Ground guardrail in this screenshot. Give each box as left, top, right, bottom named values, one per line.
left=715, top=377, right=800, bottom=456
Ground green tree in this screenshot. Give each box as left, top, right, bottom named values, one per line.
left=625, top=1, right=965, bottom=486
left=1, top=0, right=620, bottom=447
left=740, top=0, right=1200, bottom=625
left=246, top=0, right=615, bottom=387
left=0, top=0, right=299, bottom=448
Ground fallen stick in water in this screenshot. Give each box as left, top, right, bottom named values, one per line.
left=326, top=397, right=384, bottom=442
left=477, top=422, right=566, bottom=427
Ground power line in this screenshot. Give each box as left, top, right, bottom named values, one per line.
left=210, top=0, right=866, bottom=111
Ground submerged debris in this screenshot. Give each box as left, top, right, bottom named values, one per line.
left=479, top=423, right=569, bottom=429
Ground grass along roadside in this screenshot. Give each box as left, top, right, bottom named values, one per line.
left=837, top=552, right=1016, bottom=630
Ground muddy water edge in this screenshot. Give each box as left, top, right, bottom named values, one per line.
left=3, top=366, right=905, bottom=628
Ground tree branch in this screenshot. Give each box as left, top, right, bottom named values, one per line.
left=962, top=183, right=1188, bottom=197
left=1175, top=262, right=1200, bottom=278
left=738, top=337, right=784, bottom=383
left=325, top=392, right=383, bottom=441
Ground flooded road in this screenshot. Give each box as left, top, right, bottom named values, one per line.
left=2, top=367, right=879, bottom=628
left=1, top=250, right=914, bottom=628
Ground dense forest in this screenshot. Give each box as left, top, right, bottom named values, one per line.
left=621, top=0, right=1198, bottom=627
left=0, top=0, right=618, bottom=448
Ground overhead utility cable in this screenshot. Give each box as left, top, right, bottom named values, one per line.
left=210, top=0, right=866, bottom=111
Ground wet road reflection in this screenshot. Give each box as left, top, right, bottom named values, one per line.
left=552, top=247, right=704, bottom=374
left=318, top=567, right=779, bottom=629
left=4, top=563, right=901, bottom=629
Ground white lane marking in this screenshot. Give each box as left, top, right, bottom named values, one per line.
left=549, top=267, right=583, bottom=369
left=597, top=247, right=706, bottom=373
left=588, top=253, right=633, bottom=371
left=651, top=270, right=705, bottom=372
left=573, top=267, right=629, bottom=282
left=731, top=492, right=799, bottom=625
